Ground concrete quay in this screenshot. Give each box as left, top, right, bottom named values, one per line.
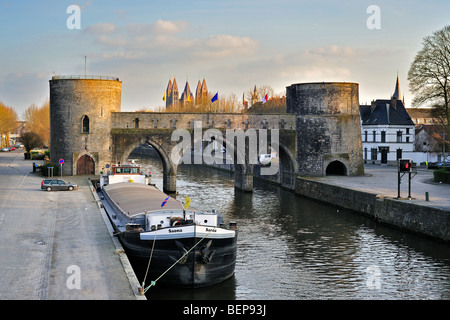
left=0, top=150, right=145, bottom=300
left=297, top=164, right=450, bottom=242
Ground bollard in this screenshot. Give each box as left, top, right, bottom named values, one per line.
left=425, top=192, right=429, bottom=201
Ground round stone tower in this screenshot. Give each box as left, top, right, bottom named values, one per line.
left=49, top=76, right=122, bottom=176
left=286, top=82, right=364, bottom=176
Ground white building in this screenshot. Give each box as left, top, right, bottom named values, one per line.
left=359, top=76, right=416, bottom=165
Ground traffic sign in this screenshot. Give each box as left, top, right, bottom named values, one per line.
left=59, top=159, right=64, bottom=164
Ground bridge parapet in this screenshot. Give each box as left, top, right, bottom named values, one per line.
left=111, top=112, right=296, bottom=131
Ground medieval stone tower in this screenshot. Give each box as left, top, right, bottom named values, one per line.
left=286, top=82, right=364, bottom=176
left=49, top=76, right=122, bottom=176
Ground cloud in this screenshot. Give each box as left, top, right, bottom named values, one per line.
left=197, top=34, right=259, bottom=58
left=85, top=23, right=116, bottom=34
left=150, top=19, right=189, bottom=34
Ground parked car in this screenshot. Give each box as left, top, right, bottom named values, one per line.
left=41, top=179, right=78, bottom=191
left=1, top=147, right=10, bottom=152
left=9, top=147, right=16, bottom=151
left=428, top=161, right=450, bottom=169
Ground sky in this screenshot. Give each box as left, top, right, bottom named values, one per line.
left=0, top=0, right=449, bottom=118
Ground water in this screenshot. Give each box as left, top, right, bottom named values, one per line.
left=129, top=151, right=450, bottom=300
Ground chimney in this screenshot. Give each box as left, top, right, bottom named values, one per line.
left=370, top=100, right=376, bottom=112
left=391, top=96, right=397, bottom=109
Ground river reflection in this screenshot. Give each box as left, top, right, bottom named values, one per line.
left=129, top=151, right=450, bottom=300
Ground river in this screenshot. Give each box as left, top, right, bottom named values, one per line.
left=127, top=150, right=450, bottom=300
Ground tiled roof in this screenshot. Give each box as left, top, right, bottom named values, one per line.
left=360, top=99, right=414, bottom=125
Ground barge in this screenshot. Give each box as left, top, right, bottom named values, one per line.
left=97, top=164, right=238, bottom=289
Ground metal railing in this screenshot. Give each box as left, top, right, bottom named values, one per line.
left=51, top=75, right=120, bottom=81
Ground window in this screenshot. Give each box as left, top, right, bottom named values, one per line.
left=364, top=148, right=368, bottom=160
left=396, top=149, right=402, bottom=160
left=82, top=115, right=89, bottom=133
left=373, top=131, right=376, bottom=142
left=135, top=118, right=140, bottom=129
left=406, top=137, right=410, bottom=143
left=371, top=148, right=377, bottom=160
left=406, top=128, right=410, bottom=134
left=381, top=131, right=386, bottom=143
left=364, top=131, right=368, bottom=142
left=397, top=131, right=402, bottom=143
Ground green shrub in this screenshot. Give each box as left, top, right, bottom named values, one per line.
left=433, top=169, right=450, bottom=184
left=41, top=163, right=59, bottom=177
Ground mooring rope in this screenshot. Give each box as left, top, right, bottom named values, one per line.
left=143, top=229, right=212, bottom=294
left=141, top=226, right=158, bottom=290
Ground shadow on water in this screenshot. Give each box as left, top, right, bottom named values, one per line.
left=127, top=150, right=450, bottom=300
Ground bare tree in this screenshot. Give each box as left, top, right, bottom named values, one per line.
left=408, top=25, right=450, bottom=145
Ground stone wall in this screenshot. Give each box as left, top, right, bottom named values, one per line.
left=111, top=112, right=296, bottom=131
left=287, top=82, right=364, bottom=177
left=296, top=177, right=450, bottom=242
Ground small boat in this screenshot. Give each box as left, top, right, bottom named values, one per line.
left=97, top=164, right=238, bottom=289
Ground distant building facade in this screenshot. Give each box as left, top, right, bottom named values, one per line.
left=359, top=76, right=415, bottom=165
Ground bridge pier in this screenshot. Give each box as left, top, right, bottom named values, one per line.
left=234, top=164, right=254, bottom=192
left=163, top=170, right=177, bottom=194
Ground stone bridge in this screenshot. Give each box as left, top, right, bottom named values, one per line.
left=49, top=77, right=364, bottom=194
left=110, top=112, right=297, bottom=193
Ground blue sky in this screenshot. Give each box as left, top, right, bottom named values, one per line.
left=1, top=0, right=449, bottom=117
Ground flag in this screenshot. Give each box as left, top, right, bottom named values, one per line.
left=184, top=196, right=191, bottom=210
left=161, top=196, right=169, bottom=207
left=211, top=92, right=218, bottom=103
left=262, top=94, right=268, bottom=104
left=163, top=92, right=166, bottom=101
left=242, top=93, right=245, bottom=106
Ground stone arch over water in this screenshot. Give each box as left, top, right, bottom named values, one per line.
left=325, top=160, right=347, bottom=176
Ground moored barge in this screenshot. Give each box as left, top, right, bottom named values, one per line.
left=98, top=164, right=238, bottom=289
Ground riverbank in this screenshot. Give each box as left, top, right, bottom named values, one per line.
left=0, top=150, right=144, bottom=299
left=296, top=165, right=450, bottom=242
left=131, top=147, right=450, bottom=242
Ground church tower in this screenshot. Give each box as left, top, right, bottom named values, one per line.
left=195, top=78, right=208, bottom=106
left=251, top=85, right=258, bottom=106
left=180, top=80, right=194, bottom=107
left=392, top=74, right=404, bottom=105
left=166, top=78, right=179, bottom=109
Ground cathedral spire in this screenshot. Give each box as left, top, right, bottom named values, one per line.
left=393, top=74, right=401, bottom=101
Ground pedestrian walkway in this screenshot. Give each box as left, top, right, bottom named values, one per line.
left=313, top=164, right=450, bottom=211
left=0, top=150, right=144, bottom=299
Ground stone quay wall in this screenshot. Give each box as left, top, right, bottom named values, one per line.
left=295, top=177, right=450, bottom=242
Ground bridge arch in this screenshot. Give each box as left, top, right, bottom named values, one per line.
left=325, top=160, right=348, bottom=176
left=115, top=135, right=178, bottom=193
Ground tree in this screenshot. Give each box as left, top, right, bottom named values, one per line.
left=408, top=25, right=450, bottom=147
left=23, top=100, right=50, bottom=145
left=21, top=132, right=44, bottom=155
left=0, top=101, right=18, bottom=147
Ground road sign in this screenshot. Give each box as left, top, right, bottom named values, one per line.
left=59, top=159, right=64, bottom=164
